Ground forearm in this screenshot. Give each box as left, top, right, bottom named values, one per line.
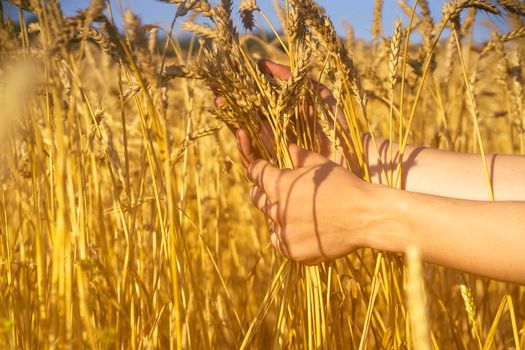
left=368, top=186, right=525, bottom=284
left=362, top=134, right=525, bottom=201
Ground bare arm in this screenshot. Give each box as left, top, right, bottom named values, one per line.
left=364, top=135, right=525, bottom=201
left=251, top=61, right=525, bottom=201
left=226, top=61, right=525, bottom=284
left=257, top=60, right=525, bottom=202
left=239, top=131, right=525, bottom=284
left=371, top=185, right=525, bottom=284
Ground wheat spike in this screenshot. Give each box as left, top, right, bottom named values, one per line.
left=497, top=0, right=525, bottom=16
left=372, top=0, right=384, bottom=42
left=182, top=20, right=217, bottom=39
left=388, top=21, right=403, bottom=91
left=240, top=0, right=259, bottom=31
left=442, top=0, right=500, bottom=29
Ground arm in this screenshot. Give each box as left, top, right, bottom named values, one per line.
left=240, top=131, right=525, bottom=284
left=225, top=61, right=525, bottom=283
left=364, top=135, right=525, bottom=201
left=255, top=60, right=525, bottom=202
left=371, top=185, right=525, bottom=284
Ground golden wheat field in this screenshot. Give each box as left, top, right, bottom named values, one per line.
left=0, top=0, right=524, bottom=349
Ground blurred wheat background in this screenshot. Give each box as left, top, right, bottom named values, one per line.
left=0, top=0, right=524, bottom=349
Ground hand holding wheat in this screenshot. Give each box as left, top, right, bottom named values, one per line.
left=218, top=59, right=347, bottom=166
left=239, top=131, right=373, bottom=264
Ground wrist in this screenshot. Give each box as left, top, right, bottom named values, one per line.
left=361, top=184, right=412, bottom=254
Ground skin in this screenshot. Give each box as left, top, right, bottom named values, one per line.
left=223, top=60, right=525, bottom=285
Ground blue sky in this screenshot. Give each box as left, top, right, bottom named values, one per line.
left=4, top=0, right=501, bottom=40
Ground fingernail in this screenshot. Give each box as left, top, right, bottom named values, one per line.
left=214, top=96, right=223, bottom=106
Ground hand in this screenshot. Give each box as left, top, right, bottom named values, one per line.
left=257, top=60, right=346, bottom=165
left=240, top=130, right=374, bottom=264
left=217, top=59, right=347, bottom=166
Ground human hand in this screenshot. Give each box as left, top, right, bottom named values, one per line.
left=215, top=59, right=347, bottom=166
left=257, top=60, right=346, bottom=165
left=240, top=129, right=372, bottom=264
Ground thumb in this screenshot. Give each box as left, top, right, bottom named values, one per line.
left=236, top=129, right=259, bottom=168
left=288, top=144, right=330, bottom=169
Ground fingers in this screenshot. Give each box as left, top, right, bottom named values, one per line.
left=247, top=159, right=280, bottom=199
left=250, top=185, right=280, bottom=220
left=250, top=184, right=288, bottom=258
left=216, top=59, right=337, bottom=111
left=214, top=96, right=224, bottom=106
left=236, top=126, right=278, bottom=168
left=288, top=143, right=330, bottom=168
left=239, top=130, right=333, bottom=172
left=270, top=234, right=282, bottom=256
left=236, top=129, right=258, bottom=168
left=250, top=186, right=267, bottom=212
left=257, top=60, right=345, bottom=153
left=258, top=59, right=291, bottom=80
left=258, top=120, right=277, bottom=160
left=310, top=80, right=337, bottom=107
left=270, top=232, right=289, bottom=258
left=258, top=59, right=336, bottom=106
left=217, top=59, right=343, bottom=163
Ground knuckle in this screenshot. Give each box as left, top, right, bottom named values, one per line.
left=248, top=159, right=262, bottom=172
